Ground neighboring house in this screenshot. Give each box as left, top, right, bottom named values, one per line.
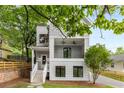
left=107, top=54, right=124, bottom=72
left=30, top=22, right=90, bottom=83
left=0, top=38, right=12, bottom=59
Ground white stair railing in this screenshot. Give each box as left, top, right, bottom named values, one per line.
left=30, top=62, right=38, bottom=82
left=42, top=62, right=48, bottom=83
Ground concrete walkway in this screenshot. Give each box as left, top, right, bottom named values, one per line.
left=27, top=83, right=43, bottom=88
left=27, top=70, right=43, bottom=88
left=96, top=75, right=124, bottom=88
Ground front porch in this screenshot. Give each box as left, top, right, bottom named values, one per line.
left=30, top=46, right=49, bottom=84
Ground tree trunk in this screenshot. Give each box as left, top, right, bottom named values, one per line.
left=93, top=78, right=96, bottom=84
left=92, top=72, right=99, bottom=84
left=92, top=73, right=97, bottom=84
left=21, top=43, right=24, bottom=59
left=25, top=46, right=30, bottom=62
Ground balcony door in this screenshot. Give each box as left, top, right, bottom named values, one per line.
left=63, top=47, right=71, bottom=58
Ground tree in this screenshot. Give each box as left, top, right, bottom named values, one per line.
left=28, top=5, right=124, bottom=36
left=0, top=5, right=124, bottom=62
left=85, top=44, right=112, bottom=84
left=115, top=47, right=124, bottom=55
left=0, top=5, right=47, bottom=62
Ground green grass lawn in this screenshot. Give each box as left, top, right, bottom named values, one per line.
left=11, top=81, right=113, bottom=88
left=42, top=82, right=113, bottom=88
left=101, top=71, right=124, bottom=82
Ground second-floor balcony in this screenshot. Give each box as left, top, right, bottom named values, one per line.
left=54, top=38, right=85, bottom=59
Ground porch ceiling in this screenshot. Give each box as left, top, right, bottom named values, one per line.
left=55, top=38, right=84, bottom=45
left=31, top=46, right=49, bottom=51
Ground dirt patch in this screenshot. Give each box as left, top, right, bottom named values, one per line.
left=0, top=78, right=30, bottom=88
left=46, top=80, right=106, bottom=87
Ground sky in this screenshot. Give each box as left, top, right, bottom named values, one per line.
left=90, top=29, right=124, bottom=52
left=89, top=10, right=124, bottom=53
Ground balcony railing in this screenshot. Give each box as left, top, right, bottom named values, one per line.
left=30, top=62, right=38, bottom=82
left=37, top=42, right=49, bottom=47
left=42, top=62, right=48, bottom=83
left=51, top=58, right=84, bottom=62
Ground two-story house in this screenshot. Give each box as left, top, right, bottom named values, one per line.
left=30, top=22, right=90, bottom=83
left=0, top=38, right=12, bottom=59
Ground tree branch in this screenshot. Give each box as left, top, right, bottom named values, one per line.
left=24, top=5, right=30, bottom=42
left=29, top=5, right=67, bottom=38
left=100, top=5, right=111, bottom=17
left=27, top=27, right=36, bottom=46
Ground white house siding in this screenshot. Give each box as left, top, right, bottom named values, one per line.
left=31, top=24, right=90, bottom=82
left=36, top=25, right=48, bottom=46
left=49, top=59, right=89, bottom=81
left=54, top=46, right=84, bottom=58
left=49, top=23, right=65, bottom=38
left=108, top=62, right=124, bottom=72
left=84, top=38, right=89, bottom=53
left=48, top=27, right=90, bottom=81
left=49, top=38, right=54, bottom=59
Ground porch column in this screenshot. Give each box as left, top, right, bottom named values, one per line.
left=49, top=38, right=54, bottom=59
left=84, top=38, right=89, bottom=53
left=32, top=49, right=34, bottom=70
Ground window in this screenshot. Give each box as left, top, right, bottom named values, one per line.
left=73, top=66, right=83, bottom=77
left=39, top=34, right=48, bottom=43
left=56, top=66, right=65, bottom=77
left=63, top=47, right=71, bottom=58
left=111, top=63, right=114, bottom=68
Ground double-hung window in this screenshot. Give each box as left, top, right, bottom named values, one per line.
left=73, top=66, right=83, bottom=77
left=63, top=47, right=71, bottom=58
left=56, top=66, right=65, bottom=77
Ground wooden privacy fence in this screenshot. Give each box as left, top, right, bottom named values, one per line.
left=0, top=61, right=31, bottom=69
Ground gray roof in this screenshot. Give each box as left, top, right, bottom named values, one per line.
left=111, top=54, right=124, bottom=62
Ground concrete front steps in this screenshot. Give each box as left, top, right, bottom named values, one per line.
left=27, top=70, right=43, bottom=88
left=32, top=70, right=43, bottom=83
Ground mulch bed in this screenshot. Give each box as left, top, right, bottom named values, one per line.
left=46, top=80, right=106, bottom=87
left=0, top=78, right=30, bottom=88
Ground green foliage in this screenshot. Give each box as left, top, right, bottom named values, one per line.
left=29, top=5, right=92, bottom=36
left=120, top=6, right=124, bottom=16
left=0, top=5, right=124, bottom=61
left=85, top=44, right=112, bottom=84
left=114, top=47, right=124, bottom=55
left=0, top=5, right=47, bottom=61
left=94, top=5, right=124, bottom=34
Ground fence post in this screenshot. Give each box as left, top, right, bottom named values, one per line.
left=3, top=61, right=5, bottom=70
left=12, top=62, right=14, bottom=69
